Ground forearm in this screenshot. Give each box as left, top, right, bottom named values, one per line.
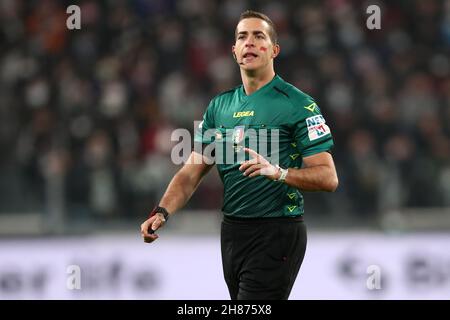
left=158, top=171, right=202, bottom=215
left=283, top=165, right=338, bottom=192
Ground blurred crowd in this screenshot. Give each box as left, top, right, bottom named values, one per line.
left=0, top=0, right=449, bottom=224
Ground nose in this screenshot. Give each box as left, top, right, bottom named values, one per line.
left=244, top=36, right=255, bottom=47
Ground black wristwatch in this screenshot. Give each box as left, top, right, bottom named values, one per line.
left=149, top=206, right=170, bottom=221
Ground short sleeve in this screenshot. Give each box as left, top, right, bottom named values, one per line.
left=194, top=100, right=216, bottom=145
left=292, top=98, right=334, bottom=157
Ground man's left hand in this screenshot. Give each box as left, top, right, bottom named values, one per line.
left=238, top=147, right=280, bottom=180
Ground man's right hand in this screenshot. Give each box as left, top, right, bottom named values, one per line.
left=140, top=213, right=166, bottom=243
left=139, top=151, right=213, bottom=243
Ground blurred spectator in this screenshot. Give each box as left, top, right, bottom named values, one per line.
left=0, top=0, right=449, bottom=226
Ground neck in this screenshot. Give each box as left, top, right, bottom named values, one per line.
left=241, top=67, right=276, bottom=95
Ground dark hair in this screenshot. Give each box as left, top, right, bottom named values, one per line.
left=235, top=10, right=278, bottom=45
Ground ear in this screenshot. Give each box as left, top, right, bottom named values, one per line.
left=272, top=44, right=280, bottom=59
left=231, top=45, right=237, bottom=60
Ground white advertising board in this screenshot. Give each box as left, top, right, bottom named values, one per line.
left=0, top=233, right=449, bottom=299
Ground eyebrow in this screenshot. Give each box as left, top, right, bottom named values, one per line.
left=237, top=30, right=266, bottom=37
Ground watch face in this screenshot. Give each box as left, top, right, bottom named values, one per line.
left=281, top=168, right=288, bottom=180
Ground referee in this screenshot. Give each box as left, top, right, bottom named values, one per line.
left=141, top=10, right=338, bottom=300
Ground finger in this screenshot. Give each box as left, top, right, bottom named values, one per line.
left=244, top=164, right=264, bottom=176
left=141, top=222, right=151, bottom=237
left=239, top=158, right=258, bottom=171
left=143, top=234, right=159, bottom=243
left=151, top=218, right=163, bottom=232
left=243, top=147, right=259, bottom=159
left=141, top=217, right=156, bottom=237
left=248, top=169, right=262, bottom=177
left=243, top=147, right=268, bottom=165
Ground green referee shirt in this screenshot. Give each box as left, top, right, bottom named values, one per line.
left=194, top=75, right=334, bottom=218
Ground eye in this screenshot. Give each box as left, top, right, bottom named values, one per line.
left=237, top=35, right=245, bottom=40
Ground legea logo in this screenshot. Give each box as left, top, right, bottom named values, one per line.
left=233, top=111, right=255, bottom=118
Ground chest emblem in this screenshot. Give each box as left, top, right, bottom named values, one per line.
left=232, top=126, right=246, bottom=145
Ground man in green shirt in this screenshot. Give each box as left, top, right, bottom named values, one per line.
left=141, top=10, right=338, bottom=300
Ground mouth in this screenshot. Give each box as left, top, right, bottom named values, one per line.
left=242, top=52, right=258, bottom=62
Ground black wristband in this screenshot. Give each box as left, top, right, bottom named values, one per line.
left=149, top=206, right=170, bottom=221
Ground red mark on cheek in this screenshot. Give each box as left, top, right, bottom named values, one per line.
left=259, top=46, right=267, bottom=52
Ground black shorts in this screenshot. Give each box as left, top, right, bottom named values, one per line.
left=220, top=215, right=307, bottom=300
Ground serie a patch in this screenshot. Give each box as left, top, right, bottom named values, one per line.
left=306, top=115, right=331, bottom=141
